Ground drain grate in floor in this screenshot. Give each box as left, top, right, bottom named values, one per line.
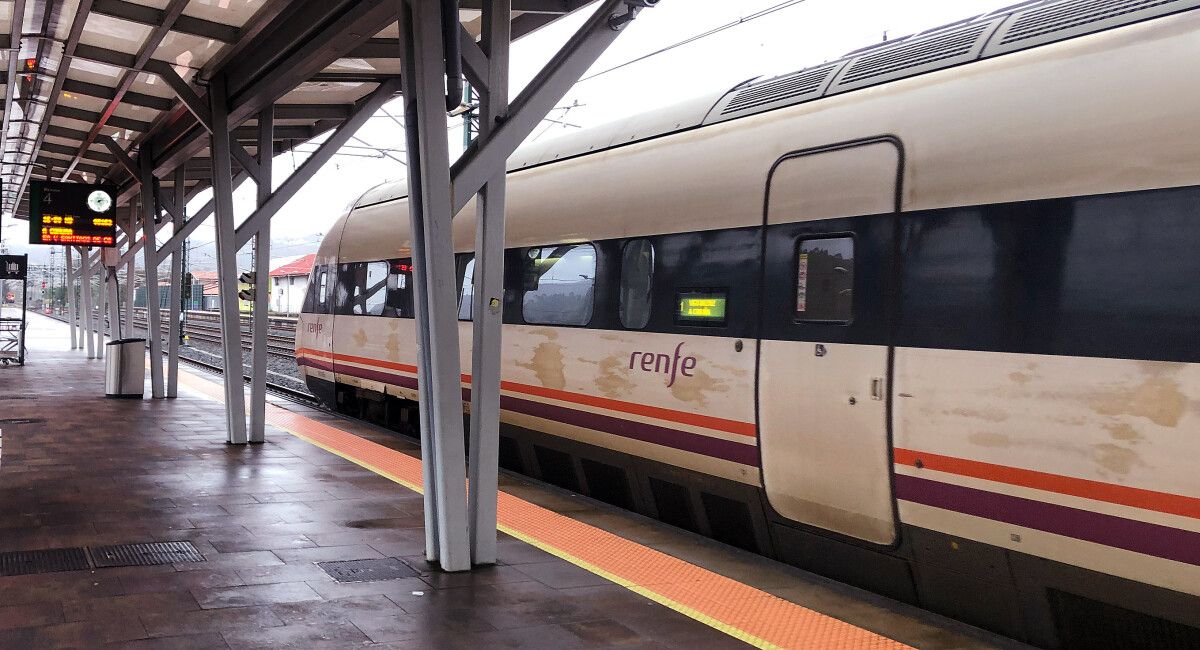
left=88, top=541, right=205, bottom=568
left=0, top=547, right=90, bottom=577
left=319, top=557, right=419, bottom=583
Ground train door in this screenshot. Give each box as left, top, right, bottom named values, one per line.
left=757, top=137, right=902, bottom=545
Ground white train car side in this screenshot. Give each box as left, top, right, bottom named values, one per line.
left=298, top=3, right=1200, bottom=646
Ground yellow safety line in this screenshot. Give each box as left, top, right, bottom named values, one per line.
left=175, top=368, right=910, bottom=649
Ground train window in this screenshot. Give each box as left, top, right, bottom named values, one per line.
left=619, top=239, right=654, bottom=329
left=339, top=262, right=378, bottom=316
left=362, top=262, right=388, bottom=315
left=317, top=268, right=329, bottom=309
left=458, top=257, right=474, bottom=321
left=521, top=243, right=596, bottom=326
left=386, top=259, right=414, bottom=317
left=795, top=236, right=854, bottom=322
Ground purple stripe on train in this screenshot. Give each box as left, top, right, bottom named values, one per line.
left=895, top=474, right=1200, bottom=567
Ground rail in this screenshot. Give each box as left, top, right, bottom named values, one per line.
left=130, top=308, right=297, bottom=359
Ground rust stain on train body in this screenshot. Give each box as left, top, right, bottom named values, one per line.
left=518, top=341, right=566, bottom=390
left=1092, top=377, right=1187, bottom=428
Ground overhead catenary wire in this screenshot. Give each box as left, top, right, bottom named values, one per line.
left=577, top=0, right=810, bottom=83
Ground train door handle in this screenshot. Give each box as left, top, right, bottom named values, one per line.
left=870, top=377, right=885, bottom=401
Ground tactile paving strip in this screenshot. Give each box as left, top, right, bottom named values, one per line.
left=0, top=547, right=90, bottom=577
left=88, top=541, right=205, bottom=568
left=179, top=369, right=911, bottom=650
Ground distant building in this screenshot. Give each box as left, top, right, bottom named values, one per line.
left=190, top=271, right=222, bottom=311
left=269, top=254, right=315, bottom=315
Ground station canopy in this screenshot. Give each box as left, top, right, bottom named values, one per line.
left=0, top=0, right=592, bottom=221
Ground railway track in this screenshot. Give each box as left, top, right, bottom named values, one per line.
left=178, top=353, right=319, bottom=405
left=131, top=308, right=297, bottom=359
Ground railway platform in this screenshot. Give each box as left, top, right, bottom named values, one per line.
left=0, top=314, right=1027, bottom=649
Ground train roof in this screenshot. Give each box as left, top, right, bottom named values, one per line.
left=352, top=0, right=1200, bottom=210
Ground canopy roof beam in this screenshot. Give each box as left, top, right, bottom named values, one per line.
left=61, top=78, right=175, bottom=111
left=233, top=78, right=402, bottom=249
left=6, top=0, right=96, bottom=214
left=147, top=0, right=396, bottom=182
left=59, top=0, right=190, bottom=180
left=92, top=0, right=240, bottom=43
left=1, top=0, right=29, bottom=160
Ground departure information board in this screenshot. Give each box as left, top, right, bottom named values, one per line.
left=28, top=181, right=117, bottom=246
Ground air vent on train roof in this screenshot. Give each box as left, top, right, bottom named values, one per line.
left=983, top=0, right=1200, bottom=57
left=717, top=62, right=842, bottom=117
left=826, top=19, right=1001, bottom=94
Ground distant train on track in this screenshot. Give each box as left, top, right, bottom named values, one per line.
left=297, top=1, right=1200, bottom=647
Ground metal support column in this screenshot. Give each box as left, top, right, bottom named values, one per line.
left=166, top=166, right=186, bottom=398
left=398, top=0, right=470, bottom=572
left=249, top=106, right=273, bottom=443
left=139, top=149, right=165, bottom=398
left=467, top=0, right=511, bottom=567
left=91, top=254, right=104, bottom=355
left=124, top=203, right=137, bottom=337
left=79, top=247, right=95, bottom=359
left=65, top=246, right=78, bottom=349
left=106, top=264, right=121, bottom=344
left=97, top=263, right=108, bottom=359
left=209, top=73, right=249, bottom=444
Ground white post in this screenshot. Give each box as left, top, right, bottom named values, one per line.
left=209, top=73, right=249, bottom=445
left=249, top=106, right=273, bottom=443
left=124, top=206, right=137, bottom=337
left=467, top=0, right=511, bottom=567
left=166, top=166, right=186, bottom=398
left=106, top=265, right=121, bottom=343
left=398, top=0, right=471, bottom=572
left=79, top=248, right=95, bottom=359
left=65, top=246, right=78, bottom=349
left=96, top=257, right=107, bottom=359
left=140, top=152, right=166, bottom=398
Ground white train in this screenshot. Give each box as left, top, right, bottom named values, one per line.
left=297, top=1, right=1200, bottom=646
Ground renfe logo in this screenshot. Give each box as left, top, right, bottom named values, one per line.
left=629, top=343, right=697, bottom=388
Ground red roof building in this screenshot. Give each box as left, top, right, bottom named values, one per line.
left=269, top=254, right=316, bottom=279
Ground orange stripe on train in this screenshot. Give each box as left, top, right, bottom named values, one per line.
left=894, top=448, right=1200, bottom=520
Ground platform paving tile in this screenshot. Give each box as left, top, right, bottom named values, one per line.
left=219, top=619, right=372, bottom=649
left=192, top=581, right=325, bottom=609
left=0, top=601, right=67, bottom=630
left=303, top=575, right=431, bottom=601
left=116, top=567, right=247, bottom=594
left=234, top=562, right=331, bottom=586
left=272, top=542, right=385, bottom=564
left=109, top=631, right=229, bottom=649
left=208, top=533, right=317, bottom=553
left=139, top=605, right=285, bottom=637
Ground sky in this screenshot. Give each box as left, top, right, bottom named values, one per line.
left=1, top=0, right=1015, bottom=272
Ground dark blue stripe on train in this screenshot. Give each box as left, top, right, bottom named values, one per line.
left=310, top=184, right=1200, bottom=364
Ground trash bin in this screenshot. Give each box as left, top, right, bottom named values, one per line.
left=105, top=338, right=146, bottom=398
